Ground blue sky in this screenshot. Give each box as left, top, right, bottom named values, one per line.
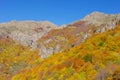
left=0, top=0, right=120, bottom=25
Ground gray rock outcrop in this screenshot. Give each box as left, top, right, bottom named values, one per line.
left=39, top=43, right=61, bottom=58
left=0, top=20, right=57, bottom=49
left=80, top=11, right=120, bottom=41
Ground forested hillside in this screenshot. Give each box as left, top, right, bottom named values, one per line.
left=1, top=25, right=119, bottom=80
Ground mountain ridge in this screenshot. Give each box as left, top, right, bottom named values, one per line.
left=37, top=12, right=120, bottom=58
left=0, top=11, right=120, bottom=58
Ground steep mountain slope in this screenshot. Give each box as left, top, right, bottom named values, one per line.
left=0, top=12, right=120, bottom=80
left=0, top=12, right=120, bottom=58
left=0, top=20, right=57, bottom=49
left=38, top=12, right=120, bottom=58
left=12, top=25, right=120, bottom=80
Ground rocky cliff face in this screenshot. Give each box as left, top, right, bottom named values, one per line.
left=0, top=20, right=57, bottom=49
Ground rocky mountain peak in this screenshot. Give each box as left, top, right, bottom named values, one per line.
left=37, top=12, right=120, bottom=58
left=88, top=11, right=106, bottom=16
left=83, top=11, right=108, bottom=20
left=82, top=11, right=120, bottom=26
left=0, top=20, right=58, bottom=48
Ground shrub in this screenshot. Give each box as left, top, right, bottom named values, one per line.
left=83, top=54, right=92, bottom=63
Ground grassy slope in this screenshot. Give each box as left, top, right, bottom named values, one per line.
left=11, top=25, right=120, bottom=80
